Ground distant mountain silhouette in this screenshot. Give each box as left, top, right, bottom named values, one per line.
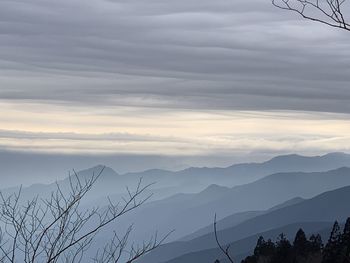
left=139, top=185, right=350, bottom=263
left=181, top=197, right=305, bottom=242
left=123, top=167, right=350, bottom=242
left=4, top=152, right=350, bottom=203
left=3, top=163, right=350, bottom=247
left=163, top=222, right=332, bottom=263
left=2, top=153, right=350, bottom=262
left=125, top=152, right=350, bottom=188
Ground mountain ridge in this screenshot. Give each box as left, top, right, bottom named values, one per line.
left=139, top=185, right=350, bottom=263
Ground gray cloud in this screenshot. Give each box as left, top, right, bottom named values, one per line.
left=0, top=0, right=350, bottom=112
left=0, top=129, right=180, bottom=142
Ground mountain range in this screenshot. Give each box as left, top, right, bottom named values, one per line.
left=140, top=185, right=350, bottom=263
left=2, top=152, right=350, bottom=263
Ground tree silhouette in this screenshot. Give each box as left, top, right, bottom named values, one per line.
left=272, top=0, right=350, bottom=32
left=323, top=221, right=342, bottom=263
left=213, top=214, right=234, bottom=263
left=254, top=236, right=268, bottom=257
left=240, top=219, right=350, bottom=263
left=309, top=234, right=323, bottom=253
left=293, top=229, right=310, bottom=258
left=242, top=237, right=276, bottom=263
left=341, top=218, right=350, bottom=262
left=272, top=233, right=293, bottom=263
left=0, top=167, right=170, bottom=263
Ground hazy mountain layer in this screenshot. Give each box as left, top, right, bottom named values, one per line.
left=139, top=185, right=350, bottom=263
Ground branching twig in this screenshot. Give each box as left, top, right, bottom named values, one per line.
left=272, top=0, right=350, bottom=31
left=214, top=214, right=234, bottom=263
left=0, top=166, right=166, bottom=263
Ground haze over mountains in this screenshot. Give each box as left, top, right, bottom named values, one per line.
left=2, top=151, right=350, bottom=187
left=141, top=185, right=350, bottom=263
left=5, top=152, right=350, bottom=198
left=162, top=222, right=335, bottom=263
left=2, top=0, right=350, bottom=261
left=1, top=152, right=350, bottom=262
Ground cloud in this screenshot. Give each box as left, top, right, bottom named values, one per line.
left=0, top=0, right=350, bottom=113
left=0, top=129, right=177, bottom=142
left=1, top=106, right=350, bottom=156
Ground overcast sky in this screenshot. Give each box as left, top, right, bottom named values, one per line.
left=1, top=0, right=350, bottom=172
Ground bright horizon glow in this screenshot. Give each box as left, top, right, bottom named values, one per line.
left=1, top=101, right=350, bottom=156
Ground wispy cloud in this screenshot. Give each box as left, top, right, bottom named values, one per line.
left=1, top=103, right=350, bottom=155
left=0, top=0, right=350, bottom=113
left=1, top=0, right=350, bottom=157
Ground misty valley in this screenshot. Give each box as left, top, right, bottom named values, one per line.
left=1, top=0, right=350, bottom=262
left=1, top=153, right=350, bottom=262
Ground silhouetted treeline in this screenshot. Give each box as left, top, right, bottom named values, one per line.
left=214, top=217, right=350, bottom=263
left=242, top=218, right=350, bottom=263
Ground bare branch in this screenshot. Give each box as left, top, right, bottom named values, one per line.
left=214, top=214, right=234, bottom=263
left=0, top=167, right=165, bottom=263
left=272, top=0, right=350, bottom=31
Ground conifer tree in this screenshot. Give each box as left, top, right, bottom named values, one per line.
left=254, top=236, right=266, bottom=257
left=309, top=234, right=323, bottom=253
left=323, top=221, right=342, bottom=263
left=293, top=228, right=309, bottom=258
left=341, top=217, right=350, bottom=263
left=264, top=239, right=276, bottom=256
left=240, top=220, right=350, bottom=263
left=253, top=236, right=276, bottom=258
left=272, top=234, right=293, bottom=263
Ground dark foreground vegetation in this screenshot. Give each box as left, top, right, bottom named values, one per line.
left=215, top=218, right=350, bottom=263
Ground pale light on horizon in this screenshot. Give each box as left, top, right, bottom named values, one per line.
left=1, top=101, right=350, bottom=157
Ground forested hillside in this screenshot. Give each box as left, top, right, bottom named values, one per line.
left=214, top=218, right=350, bottom=263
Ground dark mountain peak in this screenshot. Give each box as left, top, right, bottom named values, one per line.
left=325, top=151, right=348, bottom=156
left=77, top=165, right=119, bottom=177
left=124, top=168, right=174, bottom=178
left=269, top=197, right=305, bottom=211
left=92, top=164, right=107, bottom=171
left=329, top=166, right=350, bottom=173
left=267, top=153, right=307, bottom=163
left=260, top=152, right=350, bottom=167
left=316, top=184, right=350, bottom=198
left=225, top=152, right=350, bottom=172
left=196, top=184, right=231, bottom=199
left=202, top=184, right=229, bottom=193
left=323, top=152, right=349, bottom=159
left=259, top=166, right=350, bottom=182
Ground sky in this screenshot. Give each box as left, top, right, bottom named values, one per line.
left=1, top=0, right=350, bottom=179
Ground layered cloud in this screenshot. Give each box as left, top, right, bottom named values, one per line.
left=1, top=0, right=350, bottom=157
left=0, top=0, right=350, bottom=112
left=1, top=101, right=350, bottom=155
